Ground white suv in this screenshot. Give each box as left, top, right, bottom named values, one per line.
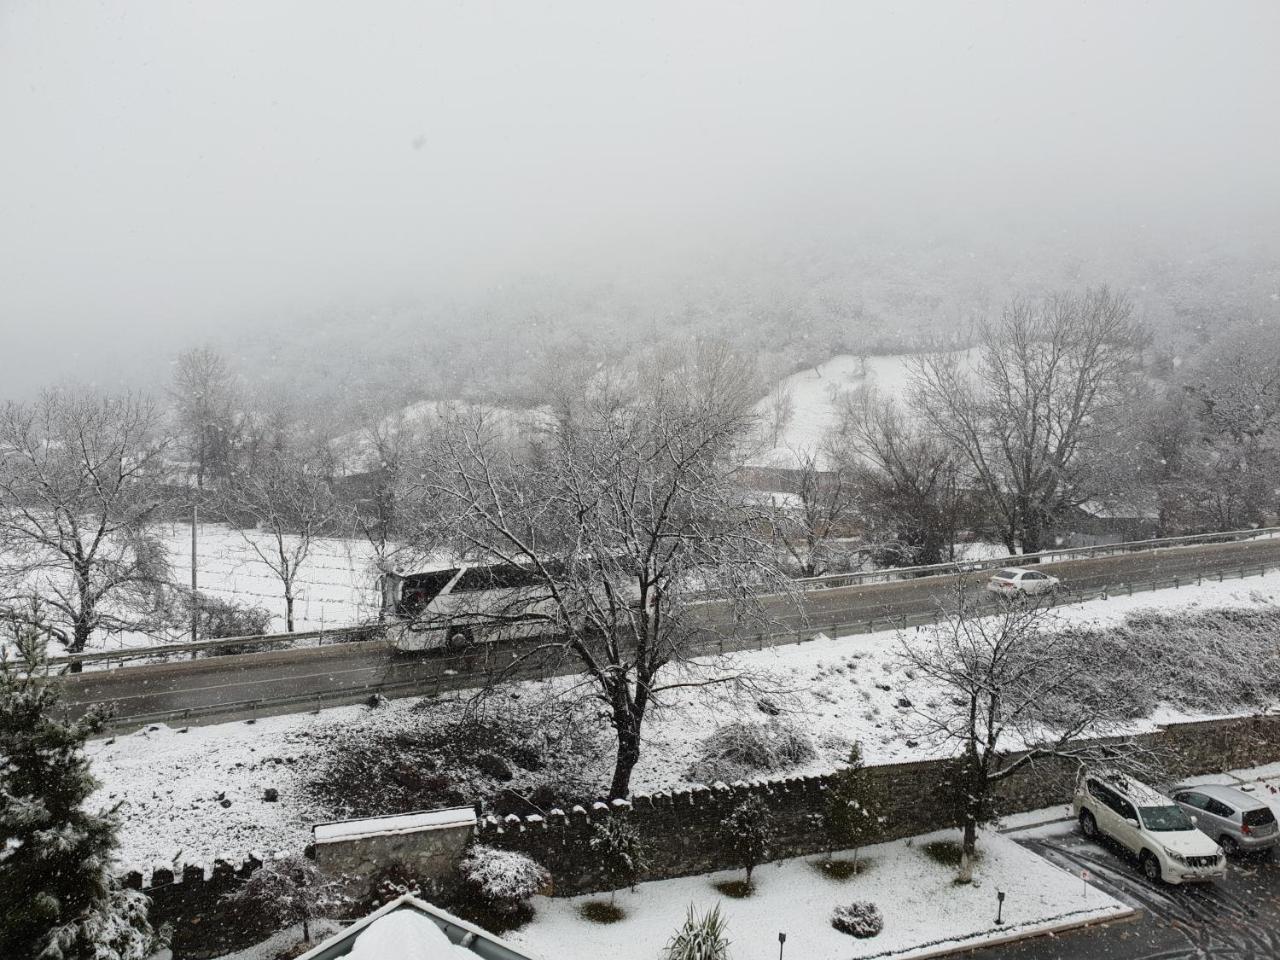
left=1074, top=770, right=1226, bottom=884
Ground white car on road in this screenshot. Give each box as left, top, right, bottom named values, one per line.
left=986, top=567, right=1060, bottom=597
left=1074, top=770, right=1227, bottom=884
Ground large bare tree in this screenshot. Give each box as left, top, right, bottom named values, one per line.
left=899, top=589, right=1150, bottom=883
left=773, top=446, right=858, bottom=577
left=834, top=387, right=966, bottom=565
left=910, top=287, right=1146, bottom=554
left=411, top=346, right=792, bottom=797
left=0, top=391, right=170, bottom=655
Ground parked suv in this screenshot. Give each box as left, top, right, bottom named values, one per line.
left=986, top=567, right=1060, bottom=597
left=1074, top=770, right=1226, bottom=884
left=1172, top=784, right=1279, bottom=857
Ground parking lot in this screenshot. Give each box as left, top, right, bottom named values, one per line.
left=977, top=824, right=1280, bottom=960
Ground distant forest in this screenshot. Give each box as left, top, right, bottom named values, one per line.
left=219, top=227, right=1279, bottom=429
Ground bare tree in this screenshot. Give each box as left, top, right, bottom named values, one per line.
left=410, top=345, right=793, bottom=797
left=0, top=391, right=170, bottom=656
left=899, top=588, right=1149, bottom=883
left=218, top=455, right=336, bottom=632
left=910, top=287, right=1146, bottom=554
left=774, top=446, right=857, bottom=576
left=170, top=347, right=241, bottom=489
left=762, top=382, right=794, bottom=448
left=346, top=405, right=417, bottom=564
left=833, top=388, right=965, bottom=565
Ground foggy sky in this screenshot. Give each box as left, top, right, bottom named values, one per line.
left=1, top=1, right=1277, bottom=396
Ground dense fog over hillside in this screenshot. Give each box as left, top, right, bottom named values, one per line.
left=1, top=0, right=1278, bottom=403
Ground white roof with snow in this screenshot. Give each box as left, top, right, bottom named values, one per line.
left=296, top=894, right=538, bottom=960
left=313, top=807, right=477, bottom=845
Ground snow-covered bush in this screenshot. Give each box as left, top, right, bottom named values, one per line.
left=688, top=719, right=816, bottom=784
left=223, top=854, right=344, bottom=945
left=458, top=845, right=550, bottom=915
left=831, top=900, right=883, bottom=938
left=184, top=591, right=272, bottom=641
left=664, top=903, right=731, bottom=960
left=589, top=818, right=650, bottom=900
left=1050, top=607, right=1280, bottom=720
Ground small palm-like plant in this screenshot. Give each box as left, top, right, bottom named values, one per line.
left=664, top=903, right=731, bottom=960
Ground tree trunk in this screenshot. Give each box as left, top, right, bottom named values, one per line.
left=958, top=815, right=977, bottom=884
left=302, top=917, right=310, bottom=943
left=609, top=714, right=642, bottom=799
left=70, top=558, right=93, bottom=666
left=285, top=589, right=295, bottom=633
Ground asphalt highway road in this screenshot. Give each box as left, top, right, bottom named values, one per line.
left=980, top=825, right=1280, bottom=960
left=56, top=536, right=1280, bottom=731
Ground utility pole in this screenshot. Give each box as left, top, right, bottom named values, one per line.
left=191, top=503, right=199, bottom=642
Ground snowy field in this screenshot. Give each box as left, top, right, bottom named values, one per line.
left=155, top=522, right=384, bottom=635
left=750, top=350, right=976, bottom=470
left=90, top=571, right=1280, bottom=872
left=506, top=828, right=1129, bottom=960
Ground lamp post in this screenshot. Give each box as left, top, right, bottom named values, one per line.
left=995, top=890, right=1006, bottom=925
left=778, top=932, right=786, bottom=959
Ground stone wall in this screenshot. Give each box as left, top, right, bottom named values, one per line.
left=477, top=713, right=1280, bottom=896
left=141, top=712, right=1280, bottom=952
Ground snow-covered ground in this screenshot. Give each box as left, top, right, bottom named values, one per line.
left=506, top=828, right=1129, bottom=960
left=158, top=522, right=385, bottom=635
left=91, top=571, right=1280, bottom=871
left=750, top=350, right=976, bottom=470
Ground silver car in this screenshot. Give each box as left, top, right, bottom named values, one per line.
left=1172, top=784, right=1279, bottom=856
left=986, top=567, right=1060, bottom=597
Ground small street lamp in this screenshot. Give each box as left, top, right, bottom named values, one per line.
left=995, top=890, right=1006, bottom=925
left=778, top=932, right=787, bottom=959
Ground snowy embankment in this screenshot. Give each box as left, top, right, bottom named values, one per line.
left=506, top=829, right=1129, bottom=960
left=91, top=572, right=1280, bottom=871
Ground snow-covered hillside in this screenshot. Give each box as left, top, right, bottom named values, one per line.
left=750, top=350, right=977, bottom=471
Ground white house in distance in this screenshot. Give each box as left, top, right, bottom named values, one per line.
left=296, top=894, right=538, bottom=960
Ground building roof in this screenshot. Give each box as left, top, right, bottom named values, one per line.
left=295, top=894, right=539, bottom=960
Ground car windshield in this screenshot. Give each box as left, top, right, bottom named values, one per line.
left=995, top=569, right=1020, bottom=579
left=1140, top=804, right=1196, bottom=832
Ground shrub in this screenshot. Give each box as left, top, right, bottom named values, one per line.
left=304, top=698, right=602, bottom=819
left=186, top=591, right=273, bottom=640
left=589, top=818, right=649, bottom=901
left=831, top=901, right=883, bottom=938
left=223, top=854, right=343, bottom=945
left=664, top=903, right=731, bottom=960
left=458, top=845, right=550, bottom=916
left=688, top=719, right=816, bottom=784
left=720, top=797, right=774, bottom=884
left=579, top=900, right=626, bottom=924
left=359, top=861, right=425, bottom=913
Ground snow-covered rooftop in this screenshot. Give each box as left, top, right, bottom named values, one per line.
left=313, top=807, right=477, bottom=845
left=297, top=894, right=537, bottom=960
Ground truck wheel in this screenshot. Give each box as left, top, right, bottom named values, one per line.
left=446, top=627, right=474, bottom=651
left=1079, top=810, right=1098, bottom=839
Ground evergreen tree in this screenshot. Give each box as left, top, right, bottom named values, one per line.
left=588, top=818, right=649, bottom=903
left=0, top=618, right=156, bottom=960
left=820, top=743, right=885, bottom=872
left=720, top=797, right=774, bottom=885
